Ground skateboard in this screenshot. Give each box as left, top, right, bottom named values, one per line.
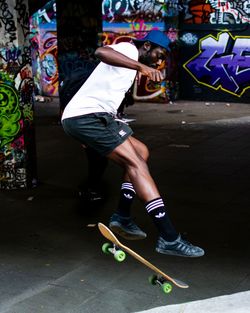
left=98, top=222, right=189, bottom=294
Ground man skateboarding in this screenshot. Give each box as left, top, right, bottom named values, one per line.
left=62, top=30, right=204, bottom=257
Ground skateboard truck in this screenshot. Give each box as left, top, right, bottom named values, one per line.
left=149, top=275, right=173, bottom=294
left=102, top=242, right=126, bottom=262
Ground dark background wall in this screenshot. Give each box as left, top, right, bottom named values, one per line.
left=56, top=0, right=102, bottom=84
left=29, top=0, right=50, bottom=15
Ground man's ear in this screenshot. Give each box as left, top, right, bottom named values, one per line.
left=143, top=41, right=151, bottom=51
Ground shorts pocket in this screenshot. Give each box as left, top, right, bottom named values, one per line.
left=94, top=113, right=113, bottom=127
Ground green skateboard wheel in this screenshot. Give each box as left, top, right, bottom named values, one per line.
left=162, top=282, right=172, bottom=294
left=148, top=275, right=158, bottom=285
left=102, top=242, right=112, bottom=255
left=114, top=250, right=126, bottom=262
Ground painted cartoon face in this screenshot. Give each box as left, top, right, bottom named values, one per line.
left=42, top=54, right=57, bottom=77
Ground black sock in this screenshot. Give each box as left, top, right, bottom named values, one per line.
left=116, top=182, right=136, bottom=218
left=146, top=198, right=178, bottom=241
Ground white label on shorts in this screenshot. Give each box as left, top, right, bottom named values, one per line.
left=119, top=130, right=127, bottom=137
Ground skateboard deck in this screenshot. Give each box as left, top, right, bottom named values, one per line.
left=98, top=222, right=189, bottom=293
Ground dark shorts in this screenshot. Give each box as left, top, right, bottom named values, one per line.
left=62, top=113, right=133, bottom=156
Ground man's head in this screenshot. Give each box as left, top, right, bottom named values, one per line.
left=134, top=30, right=171, bottom=51
left=133, top=30, right=170, bottom=68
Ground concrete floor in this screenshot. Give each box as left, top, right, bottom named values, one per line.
left=0, top=99, right=250, bottom=313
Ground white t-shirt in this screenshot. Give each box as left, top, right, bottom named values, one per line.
left=61, top=42, right=138, bottom=120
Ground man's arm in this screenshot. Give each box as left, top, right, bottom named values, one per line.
left=95, top=46, right=163, bottom=82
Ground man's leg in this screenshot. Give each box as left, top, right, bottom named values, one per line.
left=107, top=137, right=204, bottom=257
left=114, top=137, right=149, bottom=217
left=107, top=136, right=160, bottom=201
left=109, top=137, right=149, bottom=239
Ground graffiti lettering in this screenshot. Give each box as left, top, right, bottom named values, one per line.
left=59, top=54, right=98, bottom=81
left=102, top=0, right=165, bottom=22
left=4, top=46, right=22, bottom=63
left=209, top=0, right=250, bottom=24
left=14, top=0, right=30, bottom=38
left=184, top=0, right=250, bottom=24
left=0, top=158, right=26, bottom=189
left=180, top=32, right=198, bottom=45
left=0, top=0, right=17, bottom=42
left=165, top=0, right=187, bottom=17
left=184, top=32, right=250, bottom=96
left=38, top=8, right=51, bottom=23
left=1, top=44, right=31, bottom=72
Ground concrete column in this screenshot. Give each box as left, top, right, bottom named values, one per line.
left=0, top=0, right=37, bottom=189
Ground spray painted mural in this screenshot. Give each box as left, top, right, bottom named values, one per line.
left=102, top=0, right=167, bottom=31
left=183, top=32, right=250, bottom=97
left=181, top=0, right=250, bottom=24
left=179, top=0, right=250, bottom=101
left=102, top=0, right=179, bottom=102
left=0, top=0, right=36, bottom=189
left=30, top=0, right=58, bottom=97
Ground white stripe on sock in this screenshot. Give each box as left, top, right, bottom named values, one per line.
left=146, top=199, right=164, bottom=213
left=121, top=183, right=136, bottom=194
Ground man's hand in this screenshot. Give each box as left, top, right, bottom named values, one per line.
left=139, top=64, right=164, bottom=82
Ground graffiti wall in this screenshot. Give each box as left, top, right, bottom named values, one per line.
left=30, top=0, right=58, bottom=97
left=182, top=0, right=250, bottom=25
left=183, top=31, right=250, bottom=98
left=179, top=0, right=250, bottom=102
left=101, top=0, right=180, bottom=102
left=0, top=0, right=37, bottom=189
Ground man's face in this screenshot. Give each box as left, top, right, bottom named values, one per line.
left=139, top=44, right=167, bottom=68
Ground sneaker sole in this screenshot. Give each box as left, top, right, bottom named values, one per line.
left=156, top=247, right=205, bottom=257
left=109, top=225, right=147, bottom=240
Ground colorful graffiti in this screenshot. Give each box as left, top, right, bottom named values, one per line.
left=0, top=81, right=21, bottom=148
left=100, top=27, right=178, bottom=102
left=182, top=0, right=250, bottom=24
left=102, top=0, right=166, bottom=31
left=183, top=32, right=250, bottom=97
left=101, top=1, right=179, bottom=102
left=0, top=0, right=36, bottom=189
left=30, top=0, right=58, bottom=96
left=0, top=0, right=17, bottom=43
left=183, top=0, right=214, bottom=24
left=208, top=0, right=250, bottom=24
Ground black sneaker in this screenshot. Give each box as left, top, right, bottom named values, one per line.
left=109, top=213, right=147, bottom=240
left=156, top=235, right=204, bottom=257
